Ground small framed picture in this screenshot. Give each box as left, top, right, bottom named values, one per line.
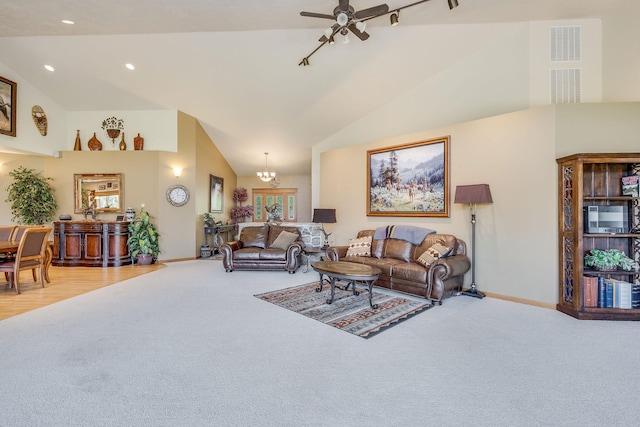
left=116, top=215, right=125, bottom=221
left=0, top=75, right=17, bottom=137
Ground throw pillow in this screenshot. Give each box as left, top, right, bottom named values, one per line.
left=345, top=236, right=372, bottom=257
left=416, top=242, right=451, bottom=268
left=270, top=230, right=298, bottom=250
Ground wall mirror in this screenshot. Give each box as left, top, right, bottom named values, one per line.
left=74, top=173, right=124, bottom=213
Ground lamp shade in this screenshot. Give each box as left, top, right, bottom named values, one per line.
left=312, top=208, right=336, bottom=223
left=454, top=184, right=493, bottom=204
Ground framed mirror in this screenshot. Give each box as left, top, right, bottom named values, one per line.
left=74, top=173, right=124, bottom=214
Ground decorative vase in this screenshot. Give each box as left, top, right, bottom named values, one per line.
left=137, top=254, right=153, bottom=265
left=119, top=133, right=127, bottom=151
left=88, top=133, right=102, bottom=151
left=74, top=130, right=82, bottom=151
left=125, top=207, right=135, bottom=221
left=134, top=133, right=144, bottom=150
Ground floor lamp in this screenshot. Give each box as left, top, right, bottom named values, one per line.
left=312, top=208, right=337, bottom=249
left=454, top=184, right=493, bottom=299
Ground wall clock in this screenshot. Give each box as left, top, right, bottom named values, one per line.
left=166, top=184, right=190, bottom=207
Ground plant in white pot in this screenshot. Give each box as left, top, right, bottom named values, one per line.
left=584, top=249, right=638, bottom=271
left=127, top=206, right=160, bottom=265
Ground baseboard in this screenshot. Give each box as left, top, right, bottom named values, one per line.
left=480, top=291, right=555, bottom=310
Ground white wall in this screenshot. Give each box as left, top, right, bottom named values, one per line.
left=0, top=63, right=67, bottom=155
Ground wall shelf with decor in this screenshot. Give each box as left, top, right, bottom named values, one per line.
left=557, top=153, right=640, bottom=320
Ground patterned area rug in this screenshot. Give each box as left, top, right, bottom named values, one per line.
left=255, top=282, right=432, bottom=338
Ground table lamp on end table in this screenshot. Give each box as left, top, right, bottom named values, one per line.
left=312, top=208, right=336, bottom=249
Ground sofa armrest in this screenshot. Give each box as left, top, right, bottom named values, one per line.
left=326, top=246, right=348, bottom=261
left=285, top=242, right=304, bottom=273
left=428, top=254, right=471, bottom=301
left=220, top=241, right=242, bottom=272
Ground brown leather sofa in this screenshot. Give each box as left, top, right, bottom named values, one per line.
left=326, top=229, right=471, bottom=303
left=220, top=224, right=303, bottom=273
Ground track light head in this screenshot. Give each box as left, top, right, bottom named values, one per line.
left=329, top=35, right=335, bottom=45
left=300, top=57, right=310, bottom=66
left=390, top=12, right=399, bottom=26
left=448, top=0, right=459, bottom=10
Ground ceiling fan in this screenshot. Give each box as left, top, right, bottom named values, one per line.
left=299, top=0, right=460, bottom=66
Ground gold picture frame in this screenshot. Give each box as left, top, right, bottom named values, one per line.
left=367, top=136, right=450, bottom=217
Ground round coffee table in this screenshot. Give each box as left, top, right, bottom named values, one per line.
left=311, top=261, right=382, bottom=309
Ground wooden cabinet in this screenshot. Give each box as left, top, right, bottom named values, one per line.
left=53, top=221, right=131, bottom=267
left=557, top=153, right=640, bottom=320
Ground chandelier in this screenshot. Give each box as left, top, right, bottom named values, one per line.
left=257, top=152, right=276, bottom=182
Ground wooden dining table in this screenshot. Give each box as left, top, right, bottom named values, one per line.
left=0, top=240, right=52, bottom=284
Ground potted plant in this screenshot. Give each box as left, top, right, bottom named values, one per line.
left=127, top=206, right=160, bottom=265
left=584, top=249, right=638, bottom=271
left=5, top=166, right=58, bottom=225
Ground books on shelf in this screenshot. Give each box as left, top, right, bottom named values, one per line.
left=621, top=175, right=639, bottom=197
left=585, top=275, right=640, bottom=309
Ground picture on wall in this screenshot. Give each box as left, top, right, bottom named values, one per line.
left=0, top=76, right=17, bottom=137
left=367, top=136, right=450, bottom=217
left=210, top=175, right=224, bottom=212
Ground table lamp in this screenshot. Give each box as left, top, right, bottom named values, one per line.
left=454, top=184, right=493, bottom=298
left=312, top=208, right=336, bottom=249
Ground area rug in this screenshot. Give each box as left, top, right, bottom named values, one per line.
left=255, top=282, right=432, bottom=338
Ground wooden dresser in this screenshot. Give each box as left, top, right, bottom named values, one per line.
left=53, top=221, right=131, bottom=267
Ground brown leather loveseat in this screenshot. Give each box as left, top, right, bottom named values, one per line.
left=220, top=224, right=303, bottom=273
left=326, top=228, right=471, bottom=303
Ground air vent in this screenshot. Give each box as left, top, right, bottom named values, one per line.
left=550, top=69, right=582, bottom=104
left=550, top=26, right=581, bottom=62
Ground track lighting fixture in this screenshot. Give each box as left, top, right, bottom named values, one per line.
left=390, top=12, right=399, bottom=26
left=301, top=57, right=310, bottom=66
left=329, top=35, right=335, bottom=45
left=448, top=0, right=459, bottom=9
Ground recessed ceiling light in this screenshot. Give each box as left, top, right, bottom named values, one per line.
left=61, top=20, right=75, bottom=25
left=125, top=63, right=135, bottom=70
left=44, top=65, right=55, bottom=72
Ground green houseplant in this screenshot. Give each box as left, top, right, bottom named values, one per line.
left=584, top=249, right=638, bottom=271
left=5, top=166, right=58, bottom=225
left=127, top=206, right=160, bottom=265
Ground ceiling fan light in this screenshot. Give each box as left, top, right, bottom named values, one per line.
left=448, top=0, right=459, bottom=10
left=324, top=27, right=333, bottom=38
left=355, top=21, right=366, bottom=32
left=336, top=12, right=348, bottom=26
left=343, top=33, right=350, bottom=44
left=390, top=13, right=399, bottom=26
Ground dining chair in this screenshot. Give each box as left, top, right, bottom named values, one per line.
left=0, top=225, right=16, bottom=241
left=0, top=227, right=52, bottom=294
left=10, top=225, right=43, bottom=242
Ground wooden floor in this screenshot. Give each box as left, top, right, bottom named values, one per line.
left=0, top=263, right=165, bottom=321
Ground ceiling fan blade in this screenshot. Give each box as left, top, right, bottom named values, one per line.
left=348, top=23, right=370, bottom=41
left=300, top=11, right=335, bottom=20
left=354, top=4, right=389, bottom=19
left=339, top=0, right=350, bottom=12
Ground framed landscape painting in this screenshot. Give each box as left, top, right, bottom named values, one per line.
left=0, top=76, right=17, bottom=137
left=367, top=136, right=450, bottom=217
left=210, top=175, right=224, bottom=212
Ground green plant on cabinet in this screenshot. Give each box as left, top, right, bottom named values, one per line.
left=584, top=249, right=639, bottom=271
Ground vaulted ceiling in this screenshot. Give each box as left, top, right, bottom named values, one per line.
left=0, top=0, right=637, bottom=175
